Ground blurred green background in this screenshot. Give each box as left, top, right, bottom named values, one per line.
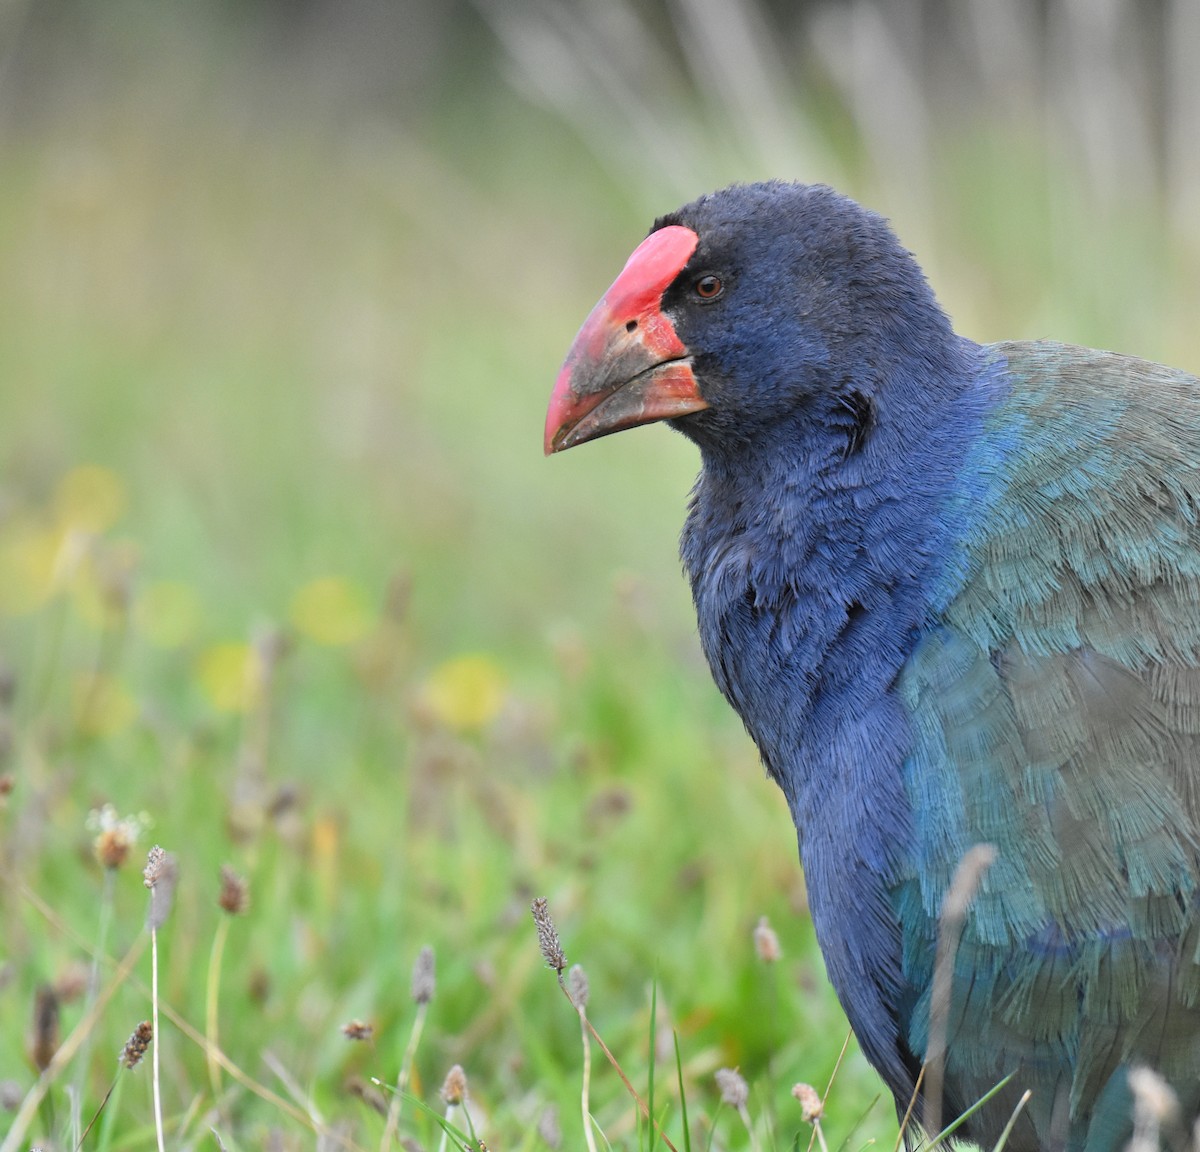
left=0, top=2, right=1197, bottom=1149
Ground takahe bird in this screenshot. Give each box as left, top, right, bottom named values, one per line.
left=544, top=181, right=1200, bottom=1152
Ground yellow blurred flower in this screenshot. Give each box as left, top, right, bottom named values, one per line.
left=289, top=577, right=372, bottom=646
left=74, top=673, right=137, bottom=737
left=0, top=519, right=62, bottom=615
left=55, top=465, right=125, bottom=534
left=137, top=581, right=202, bottom=648
left=197, top=642, right=260, bottom=713
left=419, top=654, right=507, bottom=731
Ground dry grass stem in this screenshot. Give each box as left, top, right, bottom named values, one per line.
left=991, top=1089, right=1033, bottom=1152
left=207, top=863, right=248, bottom=1102
left=380, top=945, right=436, bottom=1151
left=569, top=965, right=597, bottom=1152
left=0, top=935, right=146, bottom=1152
left=11, top=876, right=337, bottom=1142
left=143, top=843, right=178, bottom=1152
left=924, top=843, right=997, bottom=1138
left=75, top=1021, right=156, bottom=1150
left=206, top=914, right=231, bottom=1101
left=150, top=916, right=166, bottom=1152
left=264, top=1048, right=326, bottom=1130
left=530, top=899, right=678, bottom=1152
left=891, top=1063, right=927, bottom=1152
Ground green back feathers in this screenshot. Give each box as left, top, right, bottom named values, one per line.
left=899, top=342, right=1200, bottom=1150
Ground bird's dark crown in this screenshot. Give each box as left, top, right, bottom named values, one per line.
left=650, top=181, right=958, bottom=454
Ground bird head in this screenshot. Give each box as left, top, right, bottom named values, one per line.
left=545, top=181, right=950, bottom=457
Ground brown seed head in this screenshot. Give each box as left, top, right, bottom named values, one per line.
left=143, top=847, right=178, bottom=930
left=143, top=845, right=166, bottom=887
left=411, top=945, right=435, bottom=1005
left=715, top=1067, right=749, bottom=1109
left=792, top=1082, right=823, bottom=1123
left=531, top=897, right=566, bottom=973
left=440, top=1063, right=468, bottom=1106
left=342, top=1019, right=374, bottom=1042
left=0, top=772, right=13, bottom=800
left=95, top=828, right=132, bottom=870
left=30, top=984, right=60, bottom=1072
left=121, top=1021, right=153, bottom=1069
left=89, top=804, right=149, bottom=870
left=218, top=865, right=250, bottom=915
left=753, top=915, right=782, bottom=963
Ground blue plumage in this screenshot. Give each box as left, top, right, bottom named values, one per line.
left=545, top=181, right=1200, bottom=1151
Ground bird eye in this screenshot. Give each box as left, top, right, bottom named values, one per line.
left=694, top=274, right=724, bottom=300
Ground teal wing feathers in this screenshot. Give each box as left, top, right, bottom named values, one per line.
left=898, top=342, right=1200, bottom=1151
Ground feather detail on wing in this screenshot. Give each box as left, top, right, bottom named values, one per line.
left=897, top=342, right=1200, bottom=1150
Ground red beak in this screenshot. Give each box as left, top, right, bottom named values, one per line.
left=544, top=225, right=709, bottom=455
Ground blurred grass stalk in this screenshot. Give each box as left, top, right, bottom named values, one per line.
left=477, top=0, right=1200, bottom=245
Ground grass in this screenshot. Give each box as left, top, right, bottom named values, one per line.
left=0, top=3, right=1198, bottom=1150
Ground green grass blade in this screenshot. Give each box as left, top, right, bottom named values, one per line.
left=648, top=978, right=658, bottom=1152
left=673, top=1030, right=691, bottom=1152
left=925, top=1074, right=1015, bottom=1150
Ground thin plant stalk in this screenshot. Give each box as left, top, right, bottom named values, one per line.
left=434, top=1103, right=456, bottom=1152
left=991, top=1090, right=1033, bottom=1152
left=648, top=981, right=658, bottom=1152
left=75, top=1077, right=118, bottom=1151
left=263, top=1049, right=326, bottom=1131
left=808, top=1031, right=856, bottom=1152
left=672, top=1033, right=691, bottom=1152
left=559, top=978, right=679, bottom=1152
left=531, top=899, right=678, bottom=1152
left=924, top=845, right=996, bottom=1138
left=810, top=1111, right=830, bottom=1152
left=0, top=935, right=146, bottom=1152
left=71, top=867, right=117, bottom=1142
left=580, top=999, right=597, bottom=1152
left=77, top=1023, right=152, bottom=1152
left=206, top=915, right=231, bottom=1100
left=734, top=1099, right=758, bottom=1152
left=150, top=924, right=166, bottom=1152
left=380, top=998, right=429, bottom=1150
left=890, top=1064, right=926, bottom=1152
left=93, top=1066, right=127, bottom=1150
left=11, top=877, right=323, bottom=1137
left=926, top=1075, right=1015, bottom=1150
